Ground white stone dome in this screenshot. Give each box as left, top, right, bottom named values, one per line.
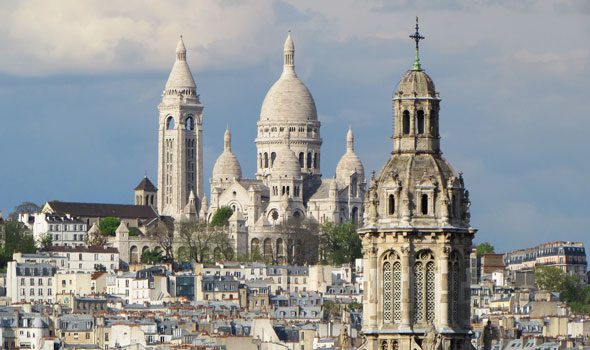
left=336, top=128, right=365, bottom=183
left=259, top=32, right=317, bottom=123
left=212, top=128, right=242, bottom=181
left=272, top=135, right=301, bottom=178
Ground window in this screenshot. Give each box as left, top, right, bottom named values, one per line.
left=449, top=251, right=461, bottom=325
left=421, top=194, right=429, bottom=215
left=264, top=153, right=269, bottom=168
left=166, top=116, right=175, bottom=130
left=413, top=250, right=435, bottom=325
left=382, top=251, right=401, bottom=323
left=403, top=110, right=410, bottom=134
left=299, top=152, right=304, bottom=167
left=271, top=152, right=276, bottom=167
left=186, top=116, right=194, bottom=130
left=388, top=194, right=396, bottom=215
left=307, top=152, right=312, bottom=168
left=417, top=110, right=425, bottom=134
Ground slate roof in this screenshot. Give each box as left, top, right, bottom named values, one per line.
left=42, top=246, right=119, bottom=254
left=134, top=177, right=157, bottom=192
left=45, top=201, right=158, bottom=219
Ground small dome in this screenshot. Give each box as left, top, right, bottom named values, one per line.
left=212, top=129, right=242, bottom=181
left=395, top=69, right=436, bottom=98
left=272, top=135, right=301, bottom=178
left=260, top=32, right=317, bottom=123
left=336, top=127, right=365, bottom=184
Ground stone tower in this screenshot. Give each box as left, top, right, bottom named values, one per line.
left=157, top=36, right=204, bottom=218
left=359, top=20, right=476, bottom=350
left=255, top=32, right=322, bottom=179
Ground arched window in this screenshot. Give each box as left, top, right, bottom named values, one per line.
left=417, top=110, right=425, bottom=134
left=351, top=207, right=359, bottom=225
left=403, top=110, right=410, bottom=135
left=270, top=210, right=279, bottom=222
left=351, top=178, right=358, bottom=197
left=259, top=153, right=263, bottom=168
left=299, top=152, right=304, bottom=167
left=263, top=238, right=272, bottom=258
left=388, top=194, right=396, bottom=215
left=251, top=239, right=260, bottom=257
left=186, top=116, right=194, bottom=131
left=421, top=194, right=429, bottom=215
left=382, top=250, right=402, bottom=324
left=307, top=152, right=312, bottom=168
left=431, top=109, right=438, bottom=135
left=276, top=239, right=284, bottom=258
left=166, top=116, right=175, bottom=130
left=413, top=250, right=435, bottom=325
left=271, top=152, right=276, bottom=167
left=449, top=251, right=461, bottom=325
left=264, top=153, right=269, bottom=168
left=313, top=153, right=319, bottom=169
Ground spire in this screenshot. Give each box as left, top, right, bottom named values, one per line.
left=346, top=126, right=354, bottom=152
left=409, top=17, right=425, bottom=71
left=176, top=35, right=187, bottom=61
left=224, top=127, right=232, bottom=152
left=188, top=190, right=196, bottom=204
left=282, top=31, right=296, bottom=76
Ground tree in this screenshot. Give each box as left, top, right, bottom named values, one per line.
left=0, top=221, right=36, bottom=269
left=99, top=217, right=120, bottom=236
left=535, top=266, right=566, bottom=293
left=148, top=220, right=175, bottom=262
left=37, top=233, right=53, bottom=249
left=319, top=221, right=362, bottom=266
left=141, top=249, right=164, bottom=264
left=177, top=219, right=234, bottom=264
left=277, top=218, right=320, bottom=265
left=9, top=201, right=41, bottom=220
left=209, top=207, right=233, bottom=227
left=476, top=242, right=495, bottom=257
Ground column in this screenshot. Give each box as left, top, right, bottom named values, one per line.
left=439, top=246, right=451, bottom=329
left=400, top=243, right=411, bottom=330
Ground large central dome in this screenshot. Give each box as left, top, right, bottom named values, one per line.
left=259, top=32, right=317, bottom=123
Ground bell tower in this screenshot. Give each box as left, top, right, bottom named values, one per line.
left=359, top=19, right=476, bottom=350
left=157, top=36, right=204, bottom=218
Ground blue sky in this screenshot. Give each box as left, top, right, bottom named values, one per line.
left=0, top=0, right=588, bottom=253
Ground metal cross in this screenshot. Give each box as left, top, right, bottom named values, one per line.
left=410, top=17, right=425, bottom=50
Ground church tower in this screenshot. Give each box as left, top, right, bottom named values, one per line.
left=157, top=36, right=204, bottom=218
left=359, top=19, right=476, bottom=350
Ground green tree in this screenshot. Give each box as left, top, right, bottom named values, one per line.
left=209, top=207, right=233, bottom=227
left=141, top=249, right=164, bottom=264
left=319, top=221, right=362, bottom=266
left=37, top=233, right=53, bottom=249
left=99, top=217, right=120, bottom=236
left=476, top=242, right=495, bottom=256
left=277, top=218, right=320, bottom=265
left=0, top=221, right=36, bottom=269
left=535, top=266, right=566, bottom=292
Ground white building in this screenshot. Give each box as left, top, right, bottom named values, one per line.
left=41, top=246, right=119, bottom=272
left=28, top=213, right=87, bottom=247
left=7, top=261, right=57, bottom=304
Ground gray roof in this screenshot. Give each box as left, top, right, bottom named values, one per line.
left=46, top=201, right=158, bottom=219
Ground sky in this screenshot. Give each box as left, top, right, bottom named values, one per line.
left=0, top=0, right=588, bottom=253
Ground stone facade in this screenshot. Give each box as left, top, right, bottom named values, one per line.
left=207, top=33, right=366, bottom=261
left=157, top=36, right=204, bottom=219
left=358, top=24, right=476, bottom=350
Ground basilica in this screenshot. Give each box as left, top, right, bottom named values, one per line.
left=151, top=33, right=366, bottom=261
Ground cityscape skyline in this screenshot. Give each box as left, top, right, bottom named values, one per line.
left=0, top=0, right=588, bottom=253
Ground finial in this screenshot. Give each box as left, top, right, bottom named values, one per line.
left=409, top=16, right=425, bottom=71
left=346, top=127, right=354, bottom=152
left=224, top=127, right=231, bottom=151
left=283, top=31, right=295, bottom=75
left=144, top=170, right=147, bottom=178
